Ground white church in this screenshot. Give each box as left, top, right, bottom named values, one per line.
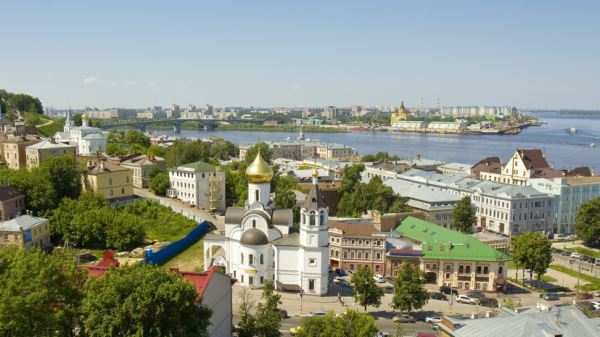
left=203, top=152, right=329, bottom=295
left=54, top=109, right=107, bottom=156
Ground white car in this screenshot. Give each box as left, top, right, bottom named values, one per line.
left=373, top=274, right=386, bottom=283
left=303, top=311, right=326, bottom=317
left=456, top=294, right=476, bottom=304
left=571, top=252, right=581, bottom=259
left=425, top=315, right=441, bottom=323
left=376, top=332, right=391, bottom=337
left=591, top=301, right=600, bottom=310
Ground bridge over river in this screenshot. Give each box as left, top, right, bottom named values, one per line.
left=98, top=118, right=260, bottom=133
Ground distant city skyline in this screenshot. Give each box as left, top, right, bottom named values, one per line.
left=1, top=1, right=599, bottom=109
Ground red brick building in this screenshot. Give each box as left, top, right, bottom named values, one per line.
left=328, top=221, right=387, bottom=275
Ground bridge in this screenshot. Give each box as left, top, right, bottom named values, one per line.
left=99, top=118, right=260, bottom=133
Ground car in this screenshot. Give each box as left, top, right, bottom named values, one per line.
left=578, top=292, right=593, bottom=299
left=561, top=251, right=571, bottom=256
left=543, top=293, right=560, bottom=301
left=593, top=291, right=600, bottom=297
left=333, top=277, right=351, bottom=287
left=335, top=268, right=346, bottom=276
left=289, top=326, right=303, bottom=336
left=456, top=294, right=476, bottom=304
left=382, top=286, right=394, bottom=294
left=571, top=252, right=581, bottom=259
left=430, top=292, right=448, bottom=301
left=393, top=313, right=416, bottom=323
left=278, top=309, right=288, bottom=319
left=591, top=301, right=600, bottom=310
left=581, top=255, right=590, bottom=262
left=376, top=331, right=391, bottom=337
left=373, top=274, right=386, bottom=283
left=425, top=315, right=441, bottom=323
left=467, top=291, right=486, bottom=300
left=479, top=297, right=499, bottom=308
left=303, top=311, right=327, bottom=317
left=440, top=285, right=459, bottom=295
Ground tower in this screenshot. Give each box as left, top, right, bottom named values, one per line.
left=298, top=169, right=329, bottom=295
left=245, top=152, right=273, bottom=205
left=64, top=106, right=74, bottom=132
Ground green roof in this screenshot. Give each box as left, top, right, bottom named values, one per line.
left=177, top=161, right=217, bottom=173
left=395, top=217, right=511, bottom=262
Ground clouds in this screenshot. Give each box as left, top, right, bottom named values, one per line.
left=82, top=76, right=103, bottom=84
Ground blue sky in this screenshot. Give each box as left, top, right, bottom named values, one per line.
left=0, top=1, right=598, bottom=109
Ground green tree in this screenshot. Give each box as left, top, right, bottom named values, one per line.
left=163, top=140, right=211, bottom=167
left=244, top=142, right=272, bottom=165
left=105, top=143, right=126, bottom=156
left=296, top=310, right=378, bottom=337
left=81, top=264, right=212, bottom=337
left=575, top=197, right=600, bottom=245
left=452, top=196, right=475, bottom=233
left=340, top=164, right=365, bottom=195
left=511, top=231, right=553, bottom=288
left=337, top=176, right=398, bottom=217
left=350, top=266, right=383, bottom=312
left=149, top=172, right=170, bottom=196
left=0, top=248, right=87, bottom=336
left=361, top=151, right=400, bottom=163
left=255, top=280, right=282, bottom=337
left=236, top=287, right=257, bottom=337
left=38, top=155, right=82, bottom=201
left=391, top=263, right=429, bottom=313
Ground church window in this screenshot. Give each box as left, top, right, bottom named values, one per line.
left=301, top=212, right=306, bottom=224
left=255, top=190, right=259, bottom=202
left=309, top=211, right=316, bottom=226
left=252, top=219, right=256, bottom=228
left=249, top=276, right=254, bottom=285
left=249, top=254, right=254, bottom=265
left=308, top=279, right=315, bottom=292
left=241, top=253, right=244, bottom=264
left=260, top=254, right=264, bottom=264
left=320, top=211, right=325, bottom=225
left=260, top=276, right=264, bottom=284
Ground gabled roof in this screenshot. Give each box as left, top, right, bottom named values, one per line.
left=516, top=149, right=550, bottom=170
left=0, top=215, right=47, bottom=232
left=26, top=139, right=76, bottom=150
left=0, top=185, right=23, bottom=202
left=395, top=217, right=511, bottom=262
left=85, top=161, right=131, bottom=175
left=471, top=156, right=501, bottom=173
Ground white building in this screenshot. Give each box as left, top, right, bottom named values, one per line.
left=167, top=161, right=226, bottom=211
left=54, top=110, right=107, bottom=156
left=527, top=176, right=600, bottom=234
left=203, top=153, right=329, bottom=295
left=441, top=106, right=516, bottom=118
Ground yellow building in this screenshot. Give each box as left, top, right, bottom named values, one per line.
left=25, top=138, right=77, bottom=169
left=0, top=213, right=51, bottom=251
left=390, top=102, right=410, bottom=125
left=3, top=135, right=41, bottom=170
left=82, top=160, right=133, bottom=201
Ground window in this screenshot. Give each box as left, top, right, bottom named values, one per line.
left=260, top=254, right=264, bottom=264
left=309, top=258, right=317, bottom=266
left=241, top=275, right=244, bottom=283
left=241, top=253, right=244, bottom=264
left=376, top=253, right=381, bottom=260
left=375, top=265, right=380, bottom=272
left=249, top=254, right=254, bottom=265
left=351, top=240, right=355, bottom=245
left=364, top=252, right=369, bottom=259
left=260, top=276, right=264, bottom=284
left=350, top=252, right=355, bottom=259
left=465, top=266, right=471, bottom=273
left=365, top=240, right=370, bottom=246
left=358, top=240, right=363, bottom=246
left=343, top=252, right=347, bottom=259
left=302, top=213, right=306, bottom=224
left=121, top=188, right=125, bottom=194
left=445, top=273, right=450, bottom=279
left=309, top=211, right=316, bottom=226
left=483, top=266, right=489, bottom=274
left=320, top=211, right=325, bottom=225
left=498, top=266, right=503, bottom=275
left=476, top=266, right=482, bottom=274
left=458, top=265, right=464, bottom=273
left=108, top=178, right=112, bottom=185
left=255, top=190, right=259, bottom=202
left=252, top=219, right=256, bottom=228
left=358, top=252, right=362, bottom=259
left=349, top=264, right=354, bottom=271
left=308, top=279, right=315, bottom=292
left=249, top=276, right=254, bottom=285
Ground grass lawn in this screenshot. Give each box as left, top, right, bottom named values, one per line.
left=541, top=274, right=557, bottom=283
left=549, top=264, right=600, bottom=291
left=565, top=247, right=600, bottom=258
left=163, top=240, right=204, bottom=272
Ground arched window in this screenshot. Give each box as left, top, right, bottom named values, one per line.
left=249, top=254, right=254, bottom=265
left=255, top=190, right=259, bottom=202
left=320, top=211, right=325, bottom=226
left=260, top=254, right=264, bottom=264
left=309, top=211, right=316, bottom=226
left=301, top=212, right=306, bottom=224
left=252, top=219, right=256, bottom=228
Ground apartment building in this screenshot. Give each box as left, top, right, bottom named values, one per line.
left=0, top=213, right=51, bottom=251
left=328, top=221, right=387, bottom=274
left=3, top=135, right=41, bottom=169
left=111, top=154, right=165, bottom=188
left=25, top=138, right=76, bottom=169
left=167, top=161, right=226, bottom=211
left=0, top=185, right=25, bottom=221
left=82, top=160, right=134, bottom=201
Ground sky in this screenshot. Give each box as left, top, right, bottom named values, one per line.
left=0, top=0, right=599, bottom=109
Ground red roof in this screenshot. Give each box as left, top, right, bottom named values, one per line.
left=169, top=266, right=221, bottom=299
left=80, top=250, right=119, bottom=277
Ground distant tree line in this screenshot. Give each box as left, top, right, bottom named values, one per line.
left=0, top=88, right=44, bottom=119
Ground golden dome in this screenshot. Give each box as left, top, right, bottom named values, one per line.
left=81, top=114, right=89, bottom=120
left=312, top=169, right=319, bottom=178
left=246, top=152, right=273, bottom=183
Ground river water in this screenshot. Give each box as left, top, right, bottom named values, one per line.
left=173, top=112, right=600, bottom=172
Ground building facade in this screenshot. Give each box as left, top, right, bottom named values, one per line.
left=0, top=213, right=51, bottom=251
left=3, top=135, right=41, bottom=169
left=54, top=112, right=107, bottom=156
left=113, top=154, right=165, bottom=188
left=25, top=139, right=76, bottom=169
left=167, top=161, right=226, bottom=211
left=328, top=221, right=387, bottom=275
left=0, top=185, right=25, bottom=221
left=82, top=160, right=134, bottom=201
left=203, top=155, right=329, bottom=295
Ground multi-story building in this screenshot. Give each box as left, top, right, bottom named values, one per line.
left=82, top=160, right=134, bottom=201
left=396, top=217, right=511, bottom=292
left=328, top=221, right=387, bottom=275
left=470, top=156, right=501, bottom=179
left=0, top=213, right=51, bottom=251
left=25, top=138, right=76, bottom=169
left=363, top=161, right=413, bottom=181
left=167, top=161, right=226, bottom=211
left=440, top=106, right=516, bottom=118
left=0, top=185, right=25, bottom=221
left=427, top=121, right=466, bottom=133
left=302, top=142, right=355, bottom=159
left=385, top=246, right=423, bottom=278
left=111, top=154, right=165, bottom=188
left=527, top=176, right=600, bottom=234
left=392, top=120, right=426, bottom=132
left=3, top=135, right=42, bottom=169
left=85, top=108, right=138, bottom=120
left=166, top=104, right=180, bottom=119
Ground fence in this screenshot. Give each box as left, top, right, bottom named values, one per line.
left=143, top=220, right=212, bottom=265
left=143, top=195, right=208, bottom=223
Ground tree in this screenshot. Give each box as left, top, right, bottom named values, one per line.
left=391, top=263, right=429, bottom=313
left=511, top=231, right=553, bottom=288
left=340, top=164, right=365, bottom=195
left=163, top=140, right=211, bottom=167
left=38, top=155, right=82, bottom=201
left=350, top=266, right=383, bottom=312
left=575, top=197, right=600, bottom=245
left=255, top=280, right=282, bottom=337
left=296, top=310, right=378, bottom=337
left=337, top=176, right=399, bottom=217
left=452, top=196, right=475, bottom=233
left=105, top=143, right=126, bottom=156
left=81, top=264, right=212, bottom=337
left=244, top=142, right=272, bottom=165
left=0, top=248, right=87, bottom=336
left=236, top=287, right=257, bottom=337
left=149, top=172, right=170, bottom=196
left=360, top=151, right=400, bottom=163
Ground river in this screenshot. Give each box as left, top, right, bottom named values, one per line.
left=171, top=112, right=600, bottom=172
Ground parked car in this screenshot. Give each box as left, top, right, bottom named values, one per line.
left=430, top=292, right=448, bottom=301
left=561, top=251, right=571, bottom=256
left=467, top=291, right=486, bottom=302
left=591, top=301, right=600, bottom=310
left=393, top=314, right=416, bottom=323
left=543, top=293, right=560, bottom=301
left=303, top=311, right=326, bottom=317
left=373, top=274, right=386, bottom=283
left=440, top=285, right=458, bottom=295
left=376, top=331, right=391, bottom=337
left=333, top=277, right=351, bottom=287
left=456, top=294, right=476, bottom=304
left=570, top=252, right=581, bottom=259
left=425, top=315, right=441, bottom=323
left=581, top=255, right=590, bottom=262
left=382, top=286, right=394, bottom=294
left=278, top=309, right=289, bottom=319
left=578, top=292, right=593, bottom=299
left=479, top=297, right=499, bottom=308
